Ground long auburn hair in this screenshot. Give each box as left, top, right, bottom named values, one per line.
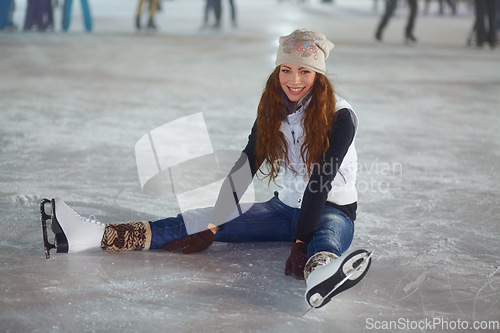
left=255, top=66, right=337, bottom=183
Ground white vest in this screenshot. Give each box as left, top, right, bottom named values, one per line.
left=278, top=95, right=358, bottom=208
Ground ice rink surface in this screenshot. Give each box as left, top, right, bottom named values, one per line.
left=1, top=0, right=499, bottom=332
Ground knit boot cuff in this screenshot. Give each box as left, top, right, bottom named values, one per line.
left=101, top=221, right=151, bottom=252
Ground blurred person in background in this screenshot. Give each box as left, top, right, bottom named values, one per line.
left=0, top=0, right=17, bottom=31
left=473, top=0, right=497, bottom=48
left=375, top=0, right=418, bottom=44
left=202, top=0, right=221, bottom=29
left=136, top=0, right=160, bottom=31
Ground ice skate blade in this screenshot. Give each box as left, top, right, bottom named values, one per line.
left=304, top=249, right=372, bottom=310
left=40, top=198, right=56, bottom=259
left=40, top=198, right=70, bottom=259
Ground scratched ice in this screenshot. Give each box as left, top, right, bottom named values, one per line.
left=1, top=1, right=499, bottom=332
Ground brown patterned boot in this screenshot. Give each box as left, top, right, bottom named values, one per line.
left=101, top=221, right=151, bottom=252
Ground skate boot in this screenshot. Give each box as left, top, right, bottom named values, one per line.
left=40, top=198, right=106, bottom=258
left=304, top=249, right=372, bottom=310
left=41, top=198, right=152, bottom=258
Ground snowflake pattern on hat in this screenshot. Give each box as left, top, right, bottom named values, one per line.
left=282, top=32, right=325, bottom=60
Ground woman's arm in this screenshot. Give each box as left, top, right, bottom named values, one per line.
left=293, top=108, right=356, bottom=243
left=209, top=121, right=260, bottom=230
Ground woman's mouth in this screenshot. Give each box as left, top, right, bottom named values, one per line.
left=288, top=86, right=304, bottom=94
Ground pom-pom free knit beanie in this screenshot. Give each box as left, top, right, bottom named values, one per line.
left=275, top=29, right=334, bottom=75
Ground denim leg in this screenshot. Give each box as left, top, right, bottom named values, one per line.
left=149, top=213, right=190, bottom=250
left=149, top=196, right=298, bottom=249
left=307, top=206, right=354, bottom=258
left=215, top=196, right=297, bottom=243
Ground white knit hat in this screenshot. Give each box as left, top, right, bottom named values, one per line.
left=275, top=29, right=334, bottom=75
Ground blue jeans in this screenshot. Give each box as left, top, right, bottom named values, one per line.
left=149, top=195, right=354, bottom=258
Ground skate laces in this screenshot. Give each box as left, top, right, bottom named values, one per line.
left=83, top=214, right=104, bottom=226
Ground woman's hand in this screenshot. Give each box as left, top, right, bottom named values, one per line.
left=162, top=225, right=218, bottom=254
left=284, top=240, right=308, bottom=280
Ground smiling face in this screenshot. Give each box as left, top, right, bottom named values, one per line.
left=279, top=64, right=316, bottom=104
